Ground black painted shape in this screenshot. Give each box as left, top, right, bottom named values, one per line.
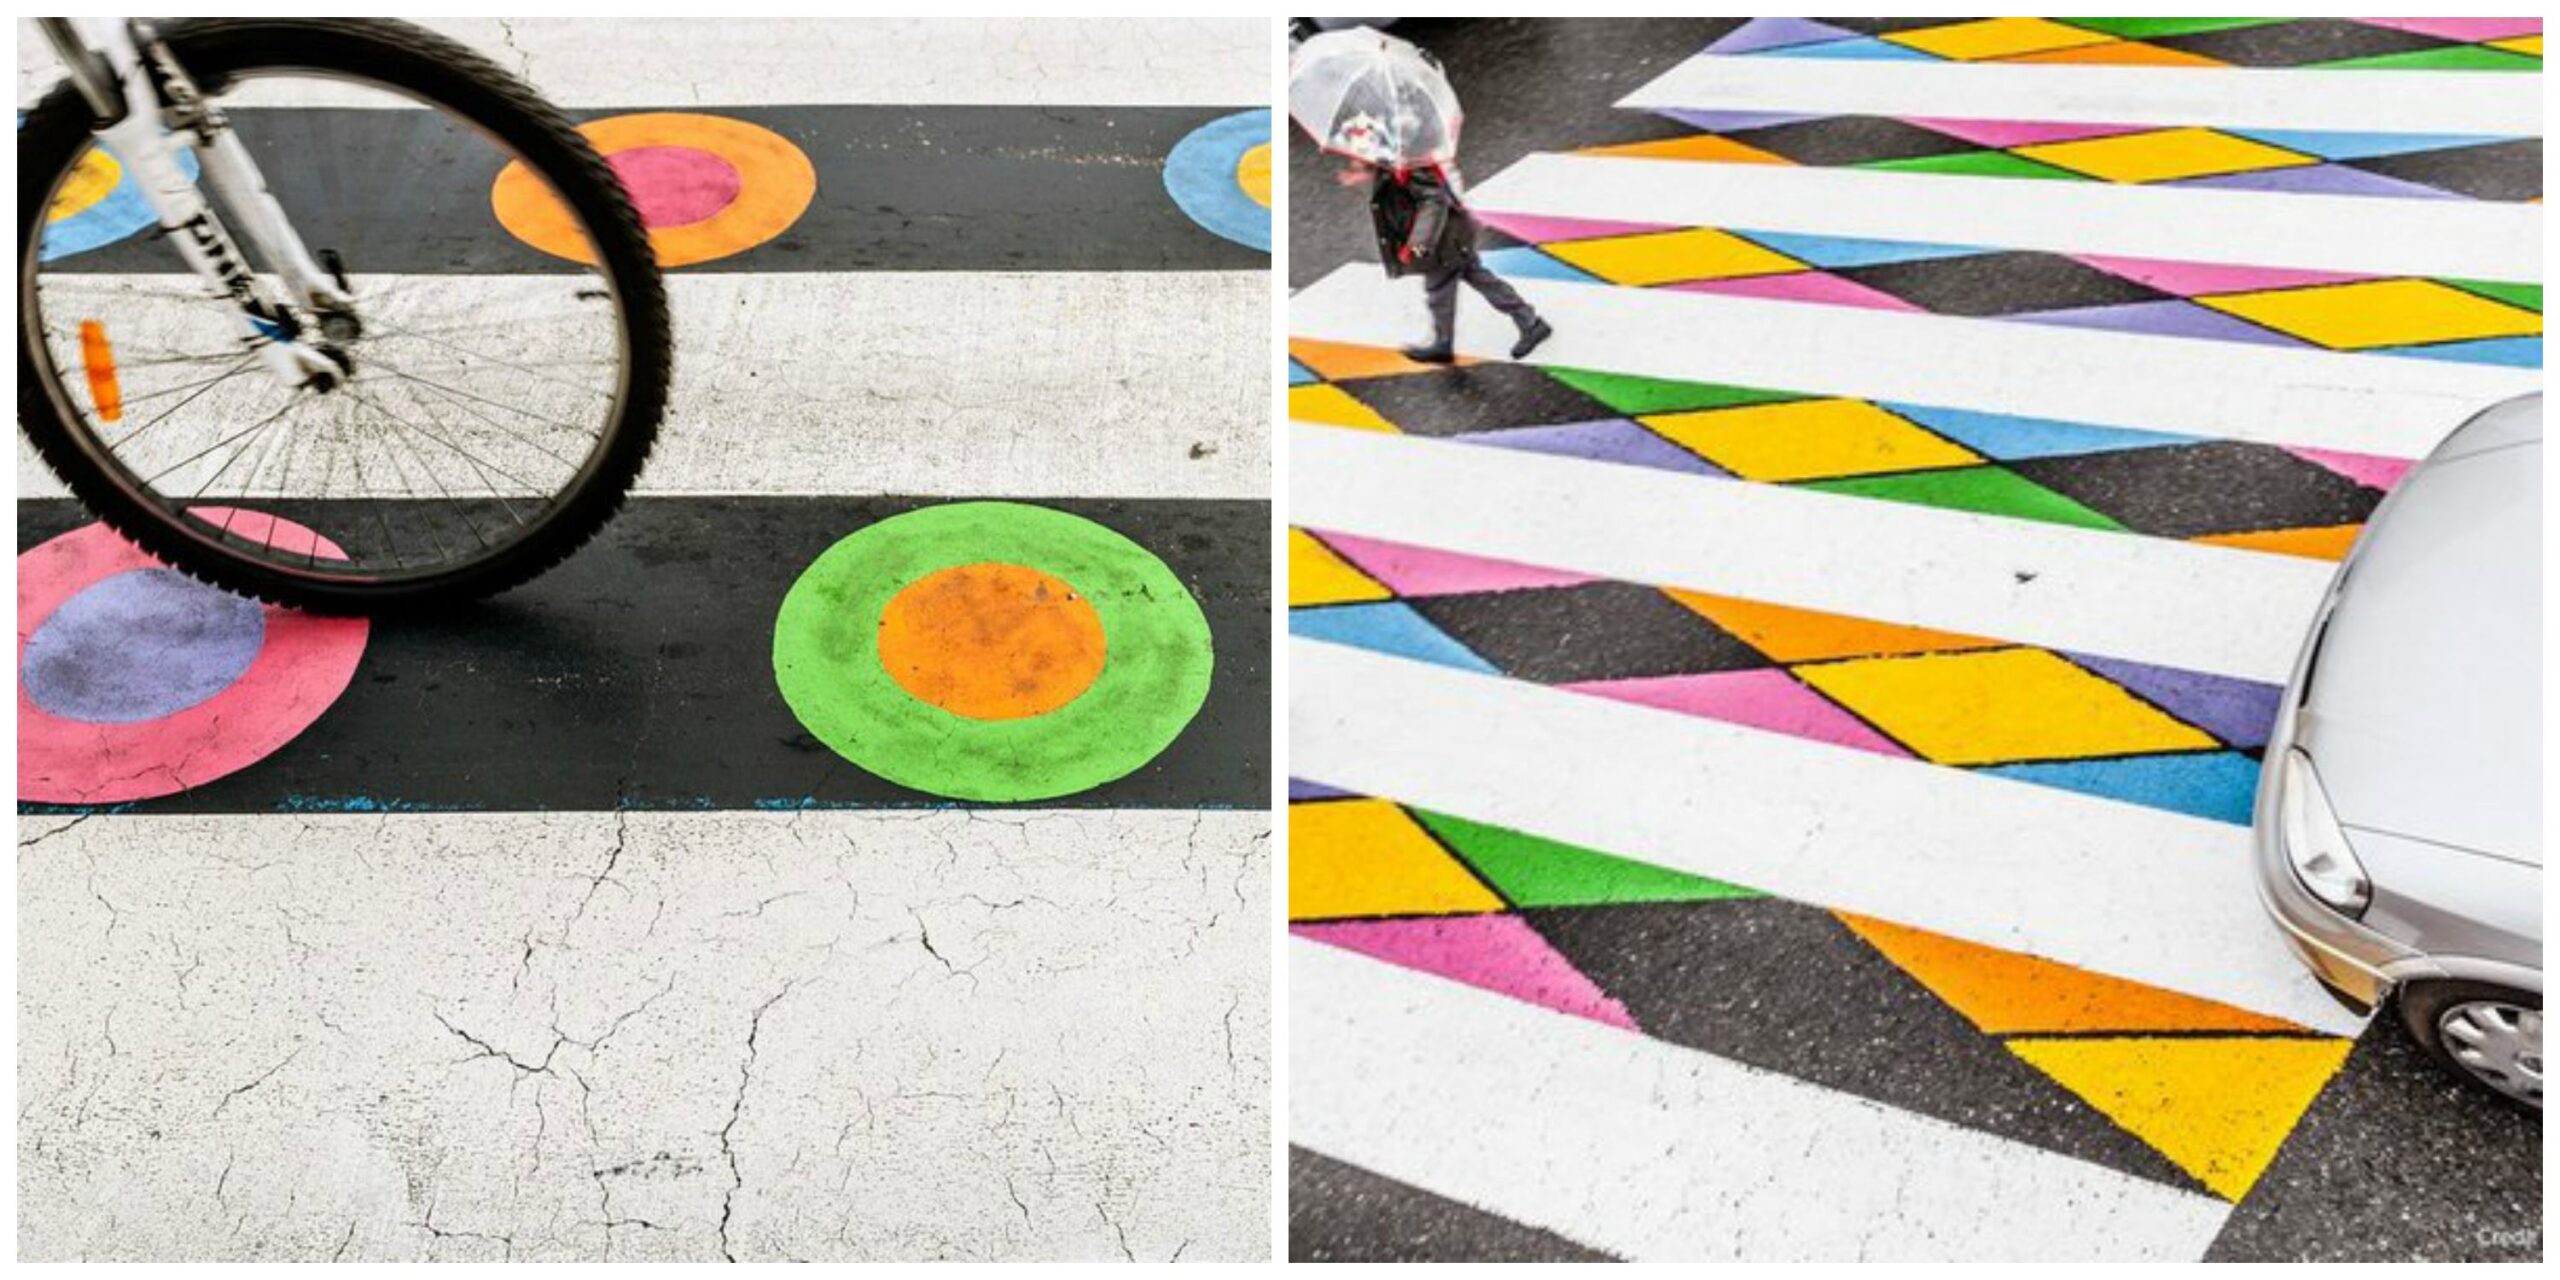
left=18, top=495, right=1268, bottom=812
left=1526, top=899, right=2209, bottom=1195
left=50, top=104, right=1268, bottom=275
left=1407, top=581, right=1768, bottom=685
left=2147, top=19, right=2455, bottom=67
left=1837, top=251, right=2173, bottom=317
left=1339, top=364, right=1616, bottom=435
left=2007, top=441, right=2383, bottom=539
left=2345, top=140, right=2544, bottom=204
left=2207, top=1022, right=2542, bottom=1260
left=1289, top=1146, right=1616, bottom=1262
left=1726, top=115, right=1985, bottom=167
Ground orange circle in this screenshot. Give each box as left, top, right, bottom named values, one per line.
left=876, top=562, right=1108, bottom=721
left=491, top=112, right=816, bottom=268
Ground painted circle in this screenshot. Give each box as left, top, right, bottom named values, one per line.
left=492, top=112, right=815, bottom=268
left=877, top=562, right=1108, bottom=721
left=39, top=140, right=200, bottom=262
left=1163, top=108, right=1272, bottom=252
left=773, top=503, right=1213, bottom=803
left=18, top=513, right=370, bottom=805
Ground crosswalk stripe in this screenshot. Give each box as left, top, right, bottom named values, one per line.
left=1292, top=938, right=2237, bottom=1261
left=1622, top=53, right=2542, bottom=137
left=1469, top=151, right=2541, bottom=282
left=1292, top=640, right=2360, bottom=1035
left=1291, top=267, right=2536, bottom=458
left=1292, top=424, right=2334, bottom=684
left=22, top=271, right=1268, bottom=501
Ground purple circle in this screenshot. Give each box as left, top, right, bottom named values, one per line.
left=22, top=568, right=266, bottom=724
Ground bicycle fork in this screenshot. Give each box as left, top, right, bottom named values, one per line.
left=45, top=17, right=358, bottom=394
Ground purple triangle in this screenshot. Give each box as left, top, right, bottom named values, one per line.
left=2065, top=653, right=2285, bottom=749
left=1709, top=16, right=1860, bottom=55
left=2009, top=299, right=2311, bottom=348
left=1294, top=915, right=1638, bottom=1030
left=1652, top=107, right=1823, bottom=133
left=2170, top=165, right=2460, bottom=201
left=1290, top=777, right=1356, bottom=802
left=1453, top=419, right=1732, bottom=478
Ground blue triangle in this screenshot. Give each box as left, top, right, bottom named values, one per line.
left=1979, top=752, right=2260, bottom=826
left=1886, top=403, right=2196, bottom=461
left=1290, top=602, right=1498, bottom=674
left=2230, top=129, right=2512, bottom=161
left=2376, top=336, right=2541, bottom=369
left=1289, top=359, right=1319, bottom=386
left=1734, top=229, right=1985, bottom=269
left=1761, top=35, right=1938, bottom=61
left=1478, top=245, right=1604, bottom=285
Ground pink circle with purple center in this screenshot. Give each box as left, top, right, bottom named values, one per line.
left=608, top=145, right=745, bottom=229
left=22, top=567, right=265, bottom=723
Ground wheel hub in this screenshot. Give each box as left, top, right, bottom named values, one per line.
left=2439, top=1000, right=2543, bottom=1107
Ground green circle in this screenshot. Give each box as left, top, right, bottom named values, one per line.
left=773, top=502, right=1214, bottom=802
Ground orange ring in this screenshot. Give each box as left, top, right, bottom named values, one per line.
left=492, top=112, right=816, bottom=268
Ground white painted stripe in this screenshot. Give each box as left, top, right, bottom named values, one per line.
left=1472, top=151, right=2542, bottom=283
left=1291, top=265, right=2538, bottom=459
left=16, top=19, right=1269, bottom=109
left=1292, top=940, right=2235, bottom=1261
left=1624, top=52, right=2541, bottom=138
left=1292, top=424, right=2334, bottom=684
left=22, top=271, right=1268, bottom=500
left=1292, top=642, right=2361, bottom=1036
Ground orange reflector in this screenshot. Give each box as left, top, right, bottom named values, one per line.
left=79, top=320, right=121, bottom=423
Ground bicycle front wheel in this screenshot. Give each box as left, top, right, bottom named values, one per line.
left=17, top=18, right=671, bottom=612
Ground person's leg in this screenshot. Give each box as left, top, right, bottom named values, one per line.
left=1461, top=260, right=1554, bottom=359
left=1405, top=265, right=1461, bottom=364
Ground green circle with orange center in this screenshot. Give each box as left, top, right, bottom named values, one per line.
left=773, top=502, right=1213, bottom=802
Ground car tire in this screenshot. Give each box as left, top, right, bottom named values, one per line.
left=2397, top=980, right=2543, bottom=1110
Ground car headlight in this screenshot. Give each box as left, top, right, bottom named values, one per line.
left=2277, top=747, right=2370, bottom=917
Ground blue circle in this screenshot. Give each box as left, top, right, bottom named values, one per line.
left=1163, top=109, right=1270, bottom=253
left=22, top=568, right=265, bottom=724
left=38, top=138, right=200, bottom=262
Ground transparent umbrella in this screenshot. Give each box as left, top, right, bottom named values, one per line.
left=1288, top=26, right=1462, bottom=170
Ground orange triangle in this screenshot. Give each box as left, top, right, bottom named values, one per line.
left=2195, top=524, right=2362, bottom=561
left=1289, top=337, right=1472, bottom=382
left=1578, top=134, right=1792, bottom=165
left=2006, top=40, right=2225, bottom=67
left=2010, top=1035, right=2350, bottom=1200
left=1838, top=912, right=2306, bottom=1036
left=1666, top=589, right=2002, bottom=664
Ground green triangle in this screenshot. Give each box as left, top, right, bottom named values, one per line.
left=2058, top=17, right=2283, bottom=38
left=1546, top=366, right=1802, bottom=417
left=1862, top=151, right=2090, bottom=182
left=2317, top=46, right=2538, bottom=72
left=1800, top=466, right=2130, bottom=533
left=2443, top=279, right=2542, bottom=313
left=1412, top=809, right=1758, bottom=908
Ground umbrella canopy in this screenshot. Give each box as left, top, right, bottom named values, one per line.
left=1288, top=26, right=1462, bottom=170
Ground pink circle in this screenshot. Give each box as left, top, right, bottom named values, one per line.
left=609, top=145, right=744, bottom=229
left=18, top=513, right=369, bottom=805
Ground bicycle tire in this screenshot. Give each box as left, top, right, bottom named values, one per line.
left=17, top=17, right=671, bottom=613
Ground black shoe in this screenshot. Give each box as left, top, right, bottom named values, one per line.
left=1510, top=317, right=1554, bottom=360
left=1401, top=343, right=1456, bottom=365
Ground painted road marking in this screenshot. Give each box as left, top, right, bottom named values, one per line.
left=1468, top=152, right=2541, bottom=282
left=1292, top=640, right=2360, bottom=1035
left=1623, top=52, right=2541, bottom=137
left=20, top=270, right=1269, bottom=502
left=1292, top=424, right=2334, bottom=685
left=493, top=112, right=817, bottom=268
left=1291, top=266, right=2538, bottom=459
left=1292, top=939, right=2235, bottom=1261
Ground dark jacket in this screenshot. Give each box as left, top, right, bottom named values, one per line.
left=1370, top=165, right=1476, bottom=279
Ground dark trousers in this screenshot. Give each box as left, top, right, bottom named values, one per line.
left=1424, top=253, right=1538, bottom=347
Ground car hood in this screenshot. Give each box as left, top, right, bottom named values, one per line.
left=2296, top=397, right=2541, bottom=868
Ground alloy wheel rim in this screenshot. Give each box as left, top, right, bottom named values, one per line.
left=2439, top=1001, right=2543, bottom=1107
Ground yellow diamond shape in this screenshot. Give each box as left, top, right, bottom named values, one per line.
left=1642, top=399, right=1981, bottom=482
left=1290, top=383, right=1397, bottom=433
left=1289, top=799, right=1504, bottom=922
left=1543, top=227, right=1802, bottom=287
left=2199, top=278, right=2542, bottom=350
left=1793, top=648, right=2218, bottom=765
left=1290, top=528, right=1391, bottom=608
left=2018, top=127, right=2316, bottom=183
left=1887, top=17, right=2116, bottom=60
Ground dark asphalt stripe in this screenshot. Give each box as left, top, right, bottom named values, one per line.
left=1287, top=1146, right=1616, bottom=1263
left=2206, top=1020, right=2543, bottom=1261
left=1522, top=898, right=2213, bottom=1197
left=48, top=105, right=1267, bottom=275
left=18, top=495, right=1267, bottom=812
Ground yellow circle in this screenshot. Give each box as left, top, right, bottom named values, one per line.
left=491, top=112, right=816, bottom=268
left=1237, top=142, right=1272, bottom=210
left=50, top=147, right=122, bottom=223
left=876, top=562, right=1108, bottom=721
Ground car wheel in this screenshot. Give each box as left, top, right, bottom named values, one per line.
left=2399, top=981, right=2543, bottom=1110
